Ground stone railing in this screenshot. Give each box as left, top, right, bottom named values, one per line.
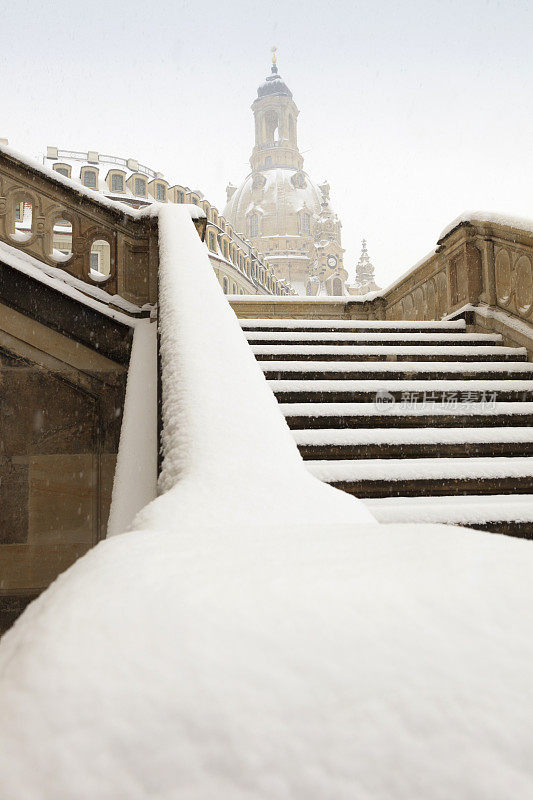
left=0, top=146, right=205, bottom=311
left=230, top=214, right=533, bottom=357
left=381, top=214, right=533, bottom=326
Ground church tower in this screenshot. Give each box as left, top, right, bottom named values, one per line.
left=249, top=48, right=303, bottom=173
left=224, top=51, right=348, bottom=296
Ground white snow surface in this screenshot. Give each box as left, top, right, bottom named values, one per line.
left=450, top=304, right=533, bottom=340
left=4, top=205, right=533, bottom=798
left=306, top=456, right=533, bottom=482
left=281, top=401, right=533, bottom=417
left=260, top=360, right=533, bottom=374
left=240, top=318, right=467, bottom=330
left=268, top=379, right=532, bottom=392
left=107, top=320, right=158, bottom=537
left=366, top=494, right=533, bottom=524
left=4, top=521, right=533, bottom=798
left=439, top=210, right=533, bottom=241
left=251, top=344, right=526, bottom=356
left=135, top=205, right=373, bottom=529
left=292, top=426, right=533, bottom=446
left=245, top=331, right=501, bottom=342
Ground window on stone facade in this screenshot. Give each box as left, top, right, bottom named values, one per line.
left=232, top=283, right=237, bottom=294
left=265, top=156, right=272, bottom=167
left=134, top=178, right=146, bottom=197
left=89, top=240, right=111, bottom=279
left=301, top=212, right=311, bottom=235
left=156, top=184, right=166, bottom=202
left=223, top=240, right=228, bottom=259
left=176, top=191, right=184, bottom=203
left=222, top=277, right=229, bottom=294
left=83, top=170, right=97, bottom=188
left=208, top=232, right=216, bottom=251
left=111, top=173, right=124, bottom=192
left=11, top=200, right=33, bottom=242
left=54, top=166, right=69, bottom=177
left=249, top=213, right=259, bottom=237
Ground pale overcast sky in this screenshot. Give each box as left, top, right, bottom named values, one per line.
left=1, top=0, right=532, bottom=286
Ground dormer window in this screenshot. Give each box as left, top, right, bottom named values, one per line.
left=111, top=173, right=124, bottom=192
left=156, top=183, right=166, bottom=201
left=82, top=169, right=98, bottom=188
left=53, top=164, right=71, bottom=178
left=291, top=172, right=307, bottom=189
left=134, top=177, right=146, bottom=197
left=176, top=190, right=184, bottom=203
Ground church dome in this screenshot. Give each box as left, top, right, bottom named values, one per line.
left=223, top=167, right=323, bottom=237
left=257, top=64, right=293, bottom=100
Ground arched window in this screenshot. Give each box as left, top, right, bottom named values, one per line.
left=232, top=283, right=237, bottom=294
left=176, top=190, right=184, bottom=203
left=249, top=213, right=259, bottom=237
left=53, top=164, right=71, bottom=178
left=51, top=217, right=72, bottom=262
left=265, top=156, right=272, bottom=168
left=156, top=183, right=166, bottom=202
left=89, top=240, right=111, bottom=280
left=301, top=212, right=311, bottom=235
left=264, top=110, right=279, bottom=142
left=222, top=277, right=229, bottom=294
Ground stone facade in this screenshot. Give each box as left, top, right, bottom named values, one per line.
left=43, top=147, right=293, bottom=297
left=223, top=55, right=348, bottom=296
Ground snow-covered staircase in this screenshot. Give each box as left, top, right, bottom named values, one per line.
left=241, top=317, right=533, bottom=537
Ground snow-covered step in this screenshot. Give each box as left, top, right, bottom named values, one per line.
left=293, top=427, right=533, bottom=460
left=364, top=494, right=533, bottom=530
left=260, top=360, right=533, bottom=381
left=245, top=331, right=501, bottom=345
left=239, top=318, right=467, bottom=331
left=281, top=401, right=533, bottom=429
left=305, top=456, right=533, bottom=498
left=269, top=378, right=533, bottom=404
left=252, top=344, right=527, bottom=362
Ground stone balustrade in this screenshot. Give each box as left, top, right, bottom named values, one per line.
left=0, top=147, right=205, bottom=311
left=381, top=215, right=533, bottom=330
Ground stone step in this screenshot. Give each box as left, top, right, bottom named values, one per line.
left=260, top=361, right=533, bottom=381
left=269, top=379, right=533, bottom=404
left=293, top=427, right=533, bottom=460
left=304, top=456, right=533, bottom=499
left=239, top=318, right=467, bottom=333
left=281, top=401, right=533, bottom=429
left=364, top=494, right=533, bottom=538
left=245, top=331, right=501, bottom=346
left=252, top=345, right=528, bottom=362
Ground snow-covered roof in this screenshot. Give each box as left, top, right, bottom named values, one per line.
left=0, top=142, right=205, bottom=222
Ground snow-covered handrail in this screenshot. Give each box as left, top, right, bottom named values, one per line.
left=132, top=205, right=373, bottom=531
